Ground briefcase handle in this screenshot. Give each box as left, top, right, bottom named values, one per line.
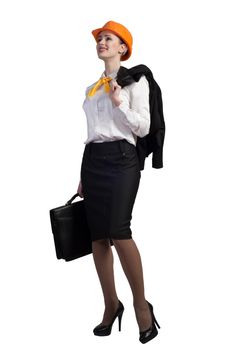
left=65, top=193, right=82, bottom=206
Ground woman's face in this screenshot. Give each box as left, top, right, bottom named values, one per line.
left=96, top=30, right=127, bottom=61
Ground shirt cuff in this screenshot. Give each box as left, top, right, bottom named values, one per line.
left=115, top=100, right=128, bottom=114
left=114, top=100, right=143, bottom=134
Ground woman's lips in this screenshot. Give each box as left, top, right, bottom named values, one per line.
left=98, top=48, right=108, bottom=52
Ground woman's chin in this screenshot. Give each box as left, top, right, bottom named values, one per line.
left=97, top=53, right=109, bottom=61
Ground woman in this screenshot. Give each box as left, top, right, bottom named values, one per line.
left=77, top=20, right=160, bottom=344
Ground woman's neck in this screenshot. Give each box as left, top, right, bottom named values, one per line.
left=104, top=60, right=121, bottom=76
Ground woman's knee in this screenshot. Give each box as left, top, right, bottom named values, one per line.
left=112, top=238, right=132, bottom=248
left=92, top=238, right=111, bottom=248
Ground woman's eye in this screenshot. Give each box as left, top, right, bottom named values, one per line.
left=97, top=37, right=112, bottom=42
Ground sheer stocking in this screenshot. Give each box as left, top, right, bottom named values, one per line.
left=92, top=238, right=152, bottom=331
left=92, top=239, right=119, bottom=325
left=112, top=238, right=152, bottom=331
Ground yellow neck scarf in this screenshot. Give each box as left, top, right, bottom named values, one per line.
left=87, top=76, right=112, bottom=97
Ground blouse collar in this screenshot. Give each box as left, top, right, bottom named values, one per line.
left=101, top=67, right=120, bottom=80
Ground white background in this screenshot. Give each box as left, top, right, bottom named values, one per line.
left=1, top=0, right=233, bottom=349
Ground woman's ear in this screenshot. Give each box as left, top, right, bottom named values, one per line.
left=119, top=43, right=128, bottom=55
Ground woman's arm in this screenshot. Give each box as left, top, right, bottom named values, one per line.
left=77, top=179, right=84, bottom=197
left=111, top=75, right=150, bottom=138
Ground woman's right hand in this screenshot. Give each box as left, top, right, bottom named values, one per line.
left=77, top=179, right=84, bottom=198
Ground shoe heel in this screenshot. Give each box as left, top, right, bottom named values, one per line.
left=118, top=310, right=124, bottom=331
left=153, top=314, right=160, bottom=329
left=147, top=301, right=160, bottom=329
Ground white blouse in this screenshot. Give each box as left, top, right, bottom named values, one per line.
left=82, top=68, right=150, bottom=146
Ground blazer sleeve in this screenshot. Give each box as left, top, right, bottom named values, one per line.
left=113, top=75, right=150, bottom=138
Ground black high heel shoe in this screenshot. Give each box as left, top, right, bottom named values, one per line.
left=139, top=301, right=160, bottom=344
left=93, top=300, right=124, bottom=336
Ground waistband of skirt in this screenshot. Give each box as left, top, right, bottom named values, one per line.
left=84, top=139, right=135, bottom=155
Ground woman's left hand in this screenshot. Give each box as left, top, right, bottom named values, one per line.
left=109, top=80, right=122, bottom=107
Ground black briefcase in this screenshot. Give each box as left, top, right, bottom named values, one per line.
left=49, top=193, right=92, bottom=261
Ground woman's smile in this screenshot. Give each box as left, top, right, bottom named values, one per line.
left=98, top=47, right=108, bottom=52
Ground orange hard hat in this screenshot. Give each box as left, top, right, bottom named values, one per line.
left=91, top=20, right=133, bottom=61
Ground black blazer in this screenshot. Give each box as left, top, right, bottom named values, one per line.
left=116, top=64, right=165, bottom=170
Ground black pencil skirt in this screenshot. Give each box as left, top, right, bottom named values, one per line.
left=80, top=139, right=141, bottom=242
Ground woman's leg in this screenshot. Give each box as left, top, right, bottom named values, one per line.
left=92, top=239, right=120, bottom=325
left=112, top=238, right=152, bottom=332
